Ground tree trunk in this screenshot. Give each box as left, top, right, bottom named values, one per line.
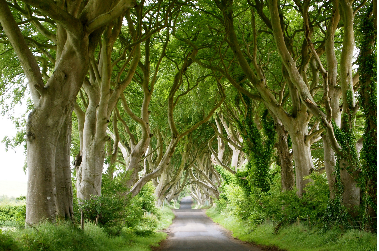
left=215, top=116, right=226, bottom=162
left=125, top=150, right=145, bottom=189
left=0, top=0, right=138, bottom=226
left=26, top=41, right=87, bottom=225
left=76, top=109, right=107, bottom=200
left=26, top=111, right=59, bottom=225
left=230, top=147, right=241, bottom=171
left=155, top=168, right=169, bottom=207
left=289, top=126, right=314, bottom=197
left=55, top=113, right=74, bottom=220
left=322, top=135, right=337, bottom=200
left=340, top=167, right=360, bottom=212
left=128, top=137, right=179, bottom=198
left=275, top=121, right=294, bottom=191
left=339, top=0, right=360, bottom=211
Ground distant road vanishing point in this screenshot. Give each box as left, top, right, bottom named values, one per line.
left=154, top=196, right=262, bottom=251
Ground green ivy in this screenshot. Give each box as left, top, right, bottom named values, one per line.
left=357, top=2, right=377, bottom=232
left=236, top=95, right=276, bottom=193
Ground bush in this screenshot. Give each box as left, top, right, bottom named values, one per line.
left=78, top=178, right=159, bottom=236
left=0, top=229, right=21, bottom=251
left=207, top=208, right=377, bottom=251
left=0, top=219, right=170, bottom=251
left=215, top=165, right=334, bottom=229
left=0, top=204, right=26, bottom=228
left=5, top=222, right=97, bottom=251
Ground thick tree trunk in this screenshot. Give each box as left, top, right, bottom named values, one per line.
left=76, top=111, right=107, bottom=200
left=26, top=111, right=59, bottom=225
left=155, top=168, right=169, bottom=207
left=322, top=135, right=337, bottom=200
left=26, top=42, right=87, bottom=225
left=340, top=167, right=360, bottom=212
left=77, top=143, right=105, bottom=200
left=289, top=127, right=314, bottom=197
left=339, top=0, right=360, bottom=211
left=55, top=113, right=74, bottom=220
left=275, top=121, right=294, bottom=191
left=76, top=97, right=103, bottom=200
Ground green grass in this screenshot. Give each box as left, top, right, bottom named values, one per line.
left=156, top=206, right=175, bottom=230
left=207, top=207, right=377, bottom=251
left=0, top=206, right=175, bottom=251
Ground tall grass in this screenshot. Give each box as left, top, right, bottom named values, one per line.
left=0, top=206, right=174, bottom=251
left=207, top=206, right=377, bottom=251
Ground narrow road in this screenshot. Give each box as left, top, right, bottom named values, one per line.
left=154, top=196, right=262, bottom=251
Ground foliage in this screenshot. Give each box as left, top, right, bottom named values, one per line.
left=77, top=177, right=159, bottom=236
left=357, top=1, right=377, bottom=232
left=207, top=208, right=377, bottom=251
left=235, top=95, right=276, bottom=193
left=0, top=194, right=174, bottom=251
left=0, top=221, right=169, bottom=251
left=0, top=229, right=20, bottom=251
left=0, top=0, right=375, bottom=241
left=215, top=165, right=345, bottom=230
left=0, top=197, right=26, bottom=228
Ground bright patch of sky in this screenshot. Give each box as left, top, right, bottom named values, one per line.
left=0, top=101, right=27, bottom=197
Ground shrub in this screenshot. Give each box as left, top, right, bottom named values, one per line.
left=0, top=229, right=21, bottom=251
left=78, top=178, right=159, bottom=236
left=0, top=204, right=26, bottom=228
left=215, top=165, right=335, bottom=230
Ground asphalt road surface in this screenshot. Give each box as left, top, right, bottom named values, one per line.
left=154, top=196, right=263, bottom=251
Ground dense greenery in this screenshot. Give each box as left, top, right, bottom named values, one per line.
left=0, top=179, right=175, bottom=250
left=0, top=0, right=376, bottom=249
left=0, top=197, right=25, bottom=228
left=215, top=165, right=329, bottom=227
left=0, top=215, right=173, bottom=251
left=209, top=164, right=377, bottom=250
left=207, top=207, right=377, bottom=251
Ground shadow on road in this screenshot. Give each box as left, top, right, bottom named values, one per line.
left=153, top=196, right=263, bottom=251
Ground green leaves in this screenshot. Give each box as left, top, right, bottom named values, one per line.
left=77, top=177, right=159, bottom=236
left=236, top=94, right=276, bottom=193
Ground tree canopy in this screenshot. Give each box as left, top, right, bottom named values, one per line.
left=0, top=0, right=376, bottom=232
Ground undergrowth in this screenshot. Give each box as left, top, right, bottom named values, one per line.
left=207, top=206, right=377, bottom=251
left=0, top=206, right=174, bottom=251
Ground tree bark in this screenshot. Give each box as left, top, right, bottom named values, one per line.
left=322, top=135, right=337, bottom=199
left=275, top=119, right=294, bottom=192
left=25, top=40, right=88, bottom=225
left=55, top=112, right=74, bottom=220
left=289, top=127, right=314, bottom=196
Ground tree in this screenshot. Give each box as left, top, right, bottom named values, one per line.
left=127, top=34, right=225, bottom=197
left=357, top=1, right=377, bottom=231
left=190, top=0, right=321, bottom=196
left=0, top=0, right=136, bottom=225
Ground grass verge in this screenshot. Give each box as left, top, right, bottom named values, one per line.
left=206, top=206, right=377, bottom=251
left=0, top=206, right=175, bottom=251
left=156, top=206, right=175, bottom=230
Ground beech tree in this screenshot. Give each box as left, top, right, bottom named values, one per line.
left=73, top=0, right=174, bottom=202
left=0, top=0, right=136, bottom=225
left=126, top=43, right=225, bottom=198
left=0, top=0, right=375, bottom=231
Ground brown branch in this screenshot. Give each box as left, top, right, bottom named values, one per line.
left=20, top=0, right=82, bottom=38
left=86, top=0, right=136, bottom=33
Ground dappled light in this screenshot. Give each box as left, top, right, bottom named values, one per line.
left=0, top=0, right=376, bottom=250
